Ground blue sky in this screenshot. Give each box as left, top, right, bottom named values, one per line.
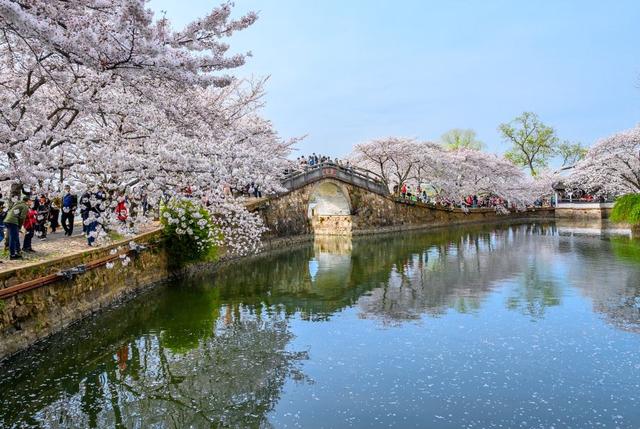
left=148, top=0, right=640, bottom=158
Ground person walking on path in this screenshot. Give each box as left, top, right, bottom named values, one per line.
left=115, top=195, right=128, bottom=225
left=49, top=197, right=60, bottom=233
left=0, top=201, right=6, bottom=264
left=61, top=185, right=78, bottom=236
left=87, top=188, right=106, bottom=246
left=22, top=200, right=37, bottom=253
left=4, top=196, right=29, bottom=260
left=35, top=195, right=50, bottom=240
left=80, top=190, right=91, bottom=236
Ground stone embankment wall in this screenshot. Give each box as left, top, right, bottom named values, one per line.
left=554, top=202, right=614, bottom=220
left=348, top=186, right=554, bottom=233
left=249, top=179, right=555, bottom=237
left=0, top=230, right=168, bottom=360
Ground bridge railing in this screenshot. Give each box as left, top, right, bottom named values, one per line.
left=281, top=162, right=389, bottom=196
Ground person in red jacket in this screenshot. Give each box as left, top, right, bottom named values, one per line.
left=115, top=196, right=128, bottom=225
left=22, top=200, right=37, bottom=253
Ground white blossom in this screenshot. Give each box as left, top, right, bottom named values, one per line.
left=0, top=0, right=293, bottom=255
left=567, top=127, right=640, bottom=196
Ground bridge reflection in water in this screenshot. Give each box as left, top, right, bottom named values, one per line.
left=2, top=222, right=640, bottom=427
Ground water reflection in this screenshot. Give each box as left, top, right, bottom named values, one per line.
left=2, top=222, right=640, bottom=428
left=355, top=223, right=562, bottom=323
left=0, top=285, right=308, bottom=428
left=568, top=235, right=640, bottom=334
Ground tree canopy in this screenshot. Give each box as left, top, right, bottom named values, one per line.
left=440, top=129, right=484, bottom=150
left=557, top=141, right=588, bottom=167
left=0, top=0, right=294, bottom=254
left=568, top=127, right=640, bottom=196
left=349, top=137, right=554, bottom=206
left=499, top=112, right=558, bottom=176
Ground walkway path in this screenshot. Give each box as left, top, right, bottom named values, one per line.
left=0, top=197, right=264, bottom=274
left=1, top=222, right=159, bottom=273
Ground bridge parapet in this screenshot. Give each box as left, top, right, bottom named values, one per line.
left=282, top=162, right=389, bottom=196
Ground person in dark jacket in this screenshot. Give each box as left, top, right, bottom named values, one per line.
left=0, top=200, right=6, bottom=264
left=79, top=190, right=91, bottom=235
left=49, top=198, right=60, bottom=233
left=35, top=195, right=50, bottom=240
left=86, top=188, right=106, bottom=246
left=4, top=196, right=29, bottom=260
left=61, top=185, right=78, bottom=236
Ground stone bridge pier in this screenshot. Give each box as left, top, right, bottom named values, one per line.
left=308, top=180, right=353, bottom=236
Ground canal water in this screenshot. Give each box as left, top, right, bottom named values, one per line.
left=2, top=222, right=640, bottom=428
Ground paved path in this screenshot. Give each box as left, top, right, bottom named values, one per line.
left=1, top=222, right=158, bottom=273
left=0, top=198, right=261, bottom=274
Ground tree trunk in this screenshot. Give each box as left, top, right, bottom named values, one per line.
left=9, top=182, right=23, bottom=199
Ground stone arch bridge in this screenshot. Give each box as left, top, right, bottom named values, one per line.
left=246, top=163, right=554, bottom=238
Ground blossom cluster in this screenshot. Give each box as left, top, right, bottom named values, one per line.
left=567, top=127, right=640, bottom=197
left=349, top=137, right=556, bottom=209
left=161, top=198, right=218, bottom=260
left=0, top=1, right=294, bottom=253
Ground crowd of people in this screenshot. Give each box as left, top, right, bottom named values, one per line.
left=395, top=183, right=553, bottom=210
left=295, top=153, right=353, bottom=171
left=0, top=185, right=148, bottom=262
left=221, top=182, right=263, bottom=199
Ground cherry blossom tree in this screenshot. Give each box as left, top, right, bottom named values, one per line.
left=444, top=149, right=526, bottom=201
left=1, top=0, right=256, bottom=179
left=0, top=0, right=294, bottom=254
left=568, top=127, right=640, bottom=196
left=349, top=137, right=424, bottom=193
left=349, top=138, right=553, bottom=209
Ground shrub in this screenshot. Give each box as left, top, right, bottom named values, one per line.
left=160, top=198, right=220, bottom=265
left=610, top=194, right=640, bottom=225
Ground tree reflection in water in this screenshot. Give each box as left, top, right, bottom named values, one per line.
left=566, top=234, right=640, bottom=334
left=0, top=284, right=308, bottom=428
left=355, top=223, right=563, bottom=323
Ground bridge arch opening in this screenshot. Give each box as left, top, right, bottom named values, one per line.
left=307, top=181, right=351, bottom=218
